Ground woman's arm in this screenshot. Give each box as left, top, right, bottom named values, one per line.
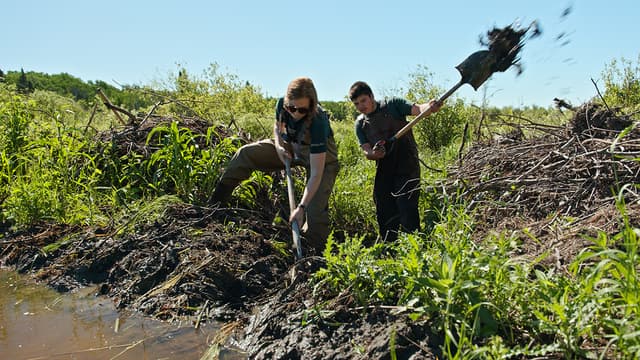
left=290, top=152, right=326, bottom=224
left=273, top=121, right=291, bottom=164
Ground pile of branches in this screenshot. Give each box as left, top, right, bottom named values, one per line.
left=445, top=102, right=640, bottom=228
left=94, top=115, right=231, bottom=158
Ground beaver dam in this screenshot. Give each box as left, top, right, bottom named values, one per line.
left=2, top=99, right=640, bottom=359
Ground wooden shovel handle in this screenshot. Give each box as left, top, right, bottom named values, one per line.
left=388, top=80, right=464, bottom=143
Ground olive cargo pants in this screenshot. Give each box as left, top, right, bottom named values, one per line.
left=218, top=139, right=339, bottom=250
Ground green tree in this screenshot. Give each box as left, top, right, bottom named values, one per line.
left=601, top=54, right=640, bottom=109
left=165, top=63, right=272, bottom=123
left=320, top=100, right=356, bottom=122
left=404, top=64, right=470, bottom=151
left=16, top=68, right=33, bottom=94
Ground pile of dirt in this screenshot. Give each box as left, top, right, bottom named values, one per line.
left=1, top=104, right=638, bottom=358
left=238, top=259, right=442, bottom=359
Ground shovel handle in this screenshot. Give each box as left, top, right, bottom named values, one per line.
left=388, top=80, right=464, bottom=143
left=284, top=159, right=303, bottom=259
left=285, top=159, right=297, bottom=212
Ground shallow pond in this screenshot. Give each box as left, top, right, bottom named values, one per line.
left=0, top=269, right=243, bottom=359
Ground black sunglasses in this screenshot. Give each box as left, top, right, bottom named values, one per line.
left=285, top=105, right=310, bottom=114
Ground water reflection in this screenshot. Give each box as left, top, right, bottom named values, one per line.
left=0, top=269, right=236, bottom=359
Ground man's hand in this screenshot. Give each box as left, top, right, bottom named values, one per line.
left=414, top=99, right=443, bottom=117
left=372, top=140, right=386, bottom=155
left=361, top=141, right=385, bottom=160
left=428, top=99, right=443, bottom=114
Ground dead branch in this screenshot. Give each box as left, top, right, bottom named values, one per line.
left=97, top=88, right=136, bottom=125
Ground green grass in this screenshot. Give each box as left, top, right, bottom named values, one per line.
left=314, top=196, right=640, bottom=358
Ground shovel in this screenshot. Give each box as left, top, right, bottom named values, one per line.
left=284, top=158, right=303, bottom=260
left=379, top=50, right=498, bottom=146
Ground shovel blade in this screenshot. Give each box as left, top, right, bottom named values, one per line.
left=455, top=50, right=497, bottom=90
left=291, top=220, right=303, bottom=259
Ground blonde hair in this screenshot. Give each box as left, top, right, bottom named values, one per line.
left=285, top=77, right=319, bottom=117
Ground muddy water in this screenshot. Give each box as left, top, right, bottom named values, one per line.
left=0, top=270, right=245, bottom=359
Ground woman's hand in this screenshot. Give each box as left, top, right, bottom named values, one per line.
left=289, top=204, right=305, bottom=226
left=276, top=144, right=292, bottom=164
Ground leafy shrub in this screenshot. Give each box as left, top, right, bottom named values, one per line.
left=601, top=55, right=640, bottom=110
left=160, top=63, right=274, bottom=124
left=404, top=65, right=472, bottom=152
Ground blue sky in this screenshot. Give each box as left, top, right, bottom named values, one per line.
left=2, top=0, right=638, bottom=108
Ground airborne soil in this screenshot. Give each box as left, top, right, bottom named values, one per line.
left=1, top=102, right=639, bottom=359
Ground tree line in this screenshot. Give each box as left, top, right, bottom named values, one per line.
left=1, top=68, right=157, bottom=111
left=0, top=68, right=357, bottom=122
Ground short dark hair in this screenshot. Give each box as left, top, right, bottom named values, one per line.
left=349, top=81, right=373, bottom=101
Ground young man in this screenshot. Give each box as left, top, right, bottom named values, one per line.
left=349, top=81, right=441, bottom=243
left=212, top=77, right=339, bottom=254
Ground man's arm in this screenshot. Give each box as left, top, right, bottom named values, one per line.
left=355, top=117, right=384, bottom=160
left=411, top=99, right=442, bottom=116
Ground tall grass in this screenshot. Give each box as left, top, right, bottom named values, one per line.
left=329, top=120, right=378, bottom=235
left=144, top=121, right=240, bottom=204
left=315, top=193, right=640, bottom=358
left=0, top=85, right=247, bottom=227
left=1, top=93, right=104, bottom=225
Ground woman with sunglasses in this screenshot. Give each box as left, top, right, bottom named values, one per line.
left=211, top=77, right=339, bottom=255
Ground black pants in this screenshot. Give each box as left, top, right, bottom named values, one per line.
left=374, top=144, right=420, bottom=243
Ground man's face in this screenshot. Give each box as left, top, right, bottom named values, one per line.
left=352, top=94, right=375, bottom=115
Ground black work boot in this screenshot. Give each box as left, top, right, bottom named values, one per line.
left=210, top=181, right=236, bottom=206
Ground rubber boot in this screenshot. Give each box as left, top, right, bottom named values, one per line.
left=210, top=181, right=236, bottom=206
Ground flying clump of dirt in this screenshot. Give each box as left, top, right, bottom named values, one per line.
left=480, top=21, right=542, bottom=75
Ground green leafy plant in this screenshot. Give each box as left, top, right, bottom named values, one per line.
left=601, top=55, right=640, bottom=110
left=144, top=121, right=240, bottom=204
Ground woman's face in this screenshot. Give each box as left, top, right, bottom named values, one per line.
left=284, top=97, right=311, bottom=121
